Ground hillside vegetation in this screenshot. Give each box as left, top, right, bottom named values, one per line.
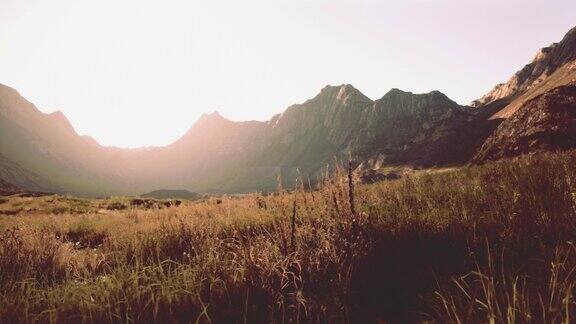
left=1, top=151, right=576, bottom=322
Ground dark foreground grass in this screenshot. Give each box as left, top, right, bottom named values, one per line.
left=1, top=151, right=576, bottom=323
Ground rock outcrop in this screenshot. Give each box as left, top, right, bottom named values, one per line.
left=474, top=85, right=576, bottom=162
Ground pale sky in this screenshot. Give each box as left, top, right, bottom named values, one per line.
left=0, top=0, right=575, bottom=148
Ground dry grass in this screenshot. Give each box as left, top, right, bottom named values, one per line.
left=1, top=151, right=576, bottom=323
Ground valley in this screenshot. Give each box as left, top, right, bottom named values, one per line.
left=0, top=16, right=575, bottom=324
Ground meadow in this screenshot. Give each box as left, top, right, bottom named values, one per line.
left=2, top=151, right=576, bottom=323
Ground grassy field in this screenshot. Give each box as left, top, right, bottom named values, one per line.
left=2, top=151, right=576, bottom=323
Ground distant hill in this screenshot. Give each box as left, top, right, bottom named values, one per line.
left=141, top=189, right=201, bottom=200
left=0, top=26, right=575, bottom=196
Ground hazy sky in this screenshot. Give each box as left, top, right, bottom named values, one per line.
left=0, top=0, right=575, bottom=147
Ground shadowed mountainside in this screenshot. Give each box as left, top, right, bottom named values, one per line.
left=0, top=83, right=483, bottom=196
left=470, top=26, right=576, bottom=162
left=0, top=178, right=20, bottom=196
left=474, top=85, right=576, bottom=162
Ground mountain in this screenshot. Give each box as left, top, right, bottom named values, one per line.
left=0, top=84, right=137, bottom=196
left=0, top=82, right=469, bottom=195
left=472, top=26, right=576, bottom=117
left=471, top=26, right=576, bottom=162
left=1, top=26, right=575, bottom=196
left=224, top=85, right=472, bottom=191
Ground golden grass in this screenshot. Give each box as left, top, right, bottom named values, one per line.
left=1, top=151, right=576, bottom=322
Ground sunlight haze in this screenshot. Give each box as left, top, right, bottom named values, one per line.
left=0, top=0, right=574, bottom=147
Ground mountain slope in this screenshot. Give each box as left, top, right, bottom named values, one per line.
left=0, top=83, right=469, bottom=195
left=474, top=85, right=576, bottom=162
left=223, top=85, right=474, bottom=191
left=0, top=153, right=58, bottom=193
left=469, top=26, right=576, bottom=162
left=0, top=178, right=21, bottom=196
left=0, top=84, right=121, bottom=195
left=472, top=26, right=576, bottom=118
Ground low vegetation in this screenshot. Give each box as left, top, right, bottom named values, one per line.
left=1, top=151, right=576, bottom=322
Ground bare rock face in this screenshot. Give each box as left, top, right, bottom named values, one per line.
left=474, top=85, right=576, bottom=162
left=472, top=26, right=576, bottom=109
left=361, top=89, right=468, bottom=166
left=466, top=26, right=576, bottom=165
left=249, top=85, right=463, bottom=171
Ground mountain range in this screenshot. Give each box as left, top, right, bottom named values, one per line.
left=1, top=26, right=575, bottom=197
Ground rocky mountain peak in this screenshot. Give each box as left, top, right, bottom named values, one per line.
left=377, top=88, right=456, bottom=109
left=192, top=111, right=229, bottom=127
left=198, top=110, right=224, bottom=121
left=336, top=83, right=362, bottom=97
left=316, top=84, right=368, bottom=102
left=173, top=111, right=233, bottom=143
left=471, top=26, right=576, bottom=108
left=382, top=88, right=408, bottom=97
left=47, top=110, right=77, bottom=134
